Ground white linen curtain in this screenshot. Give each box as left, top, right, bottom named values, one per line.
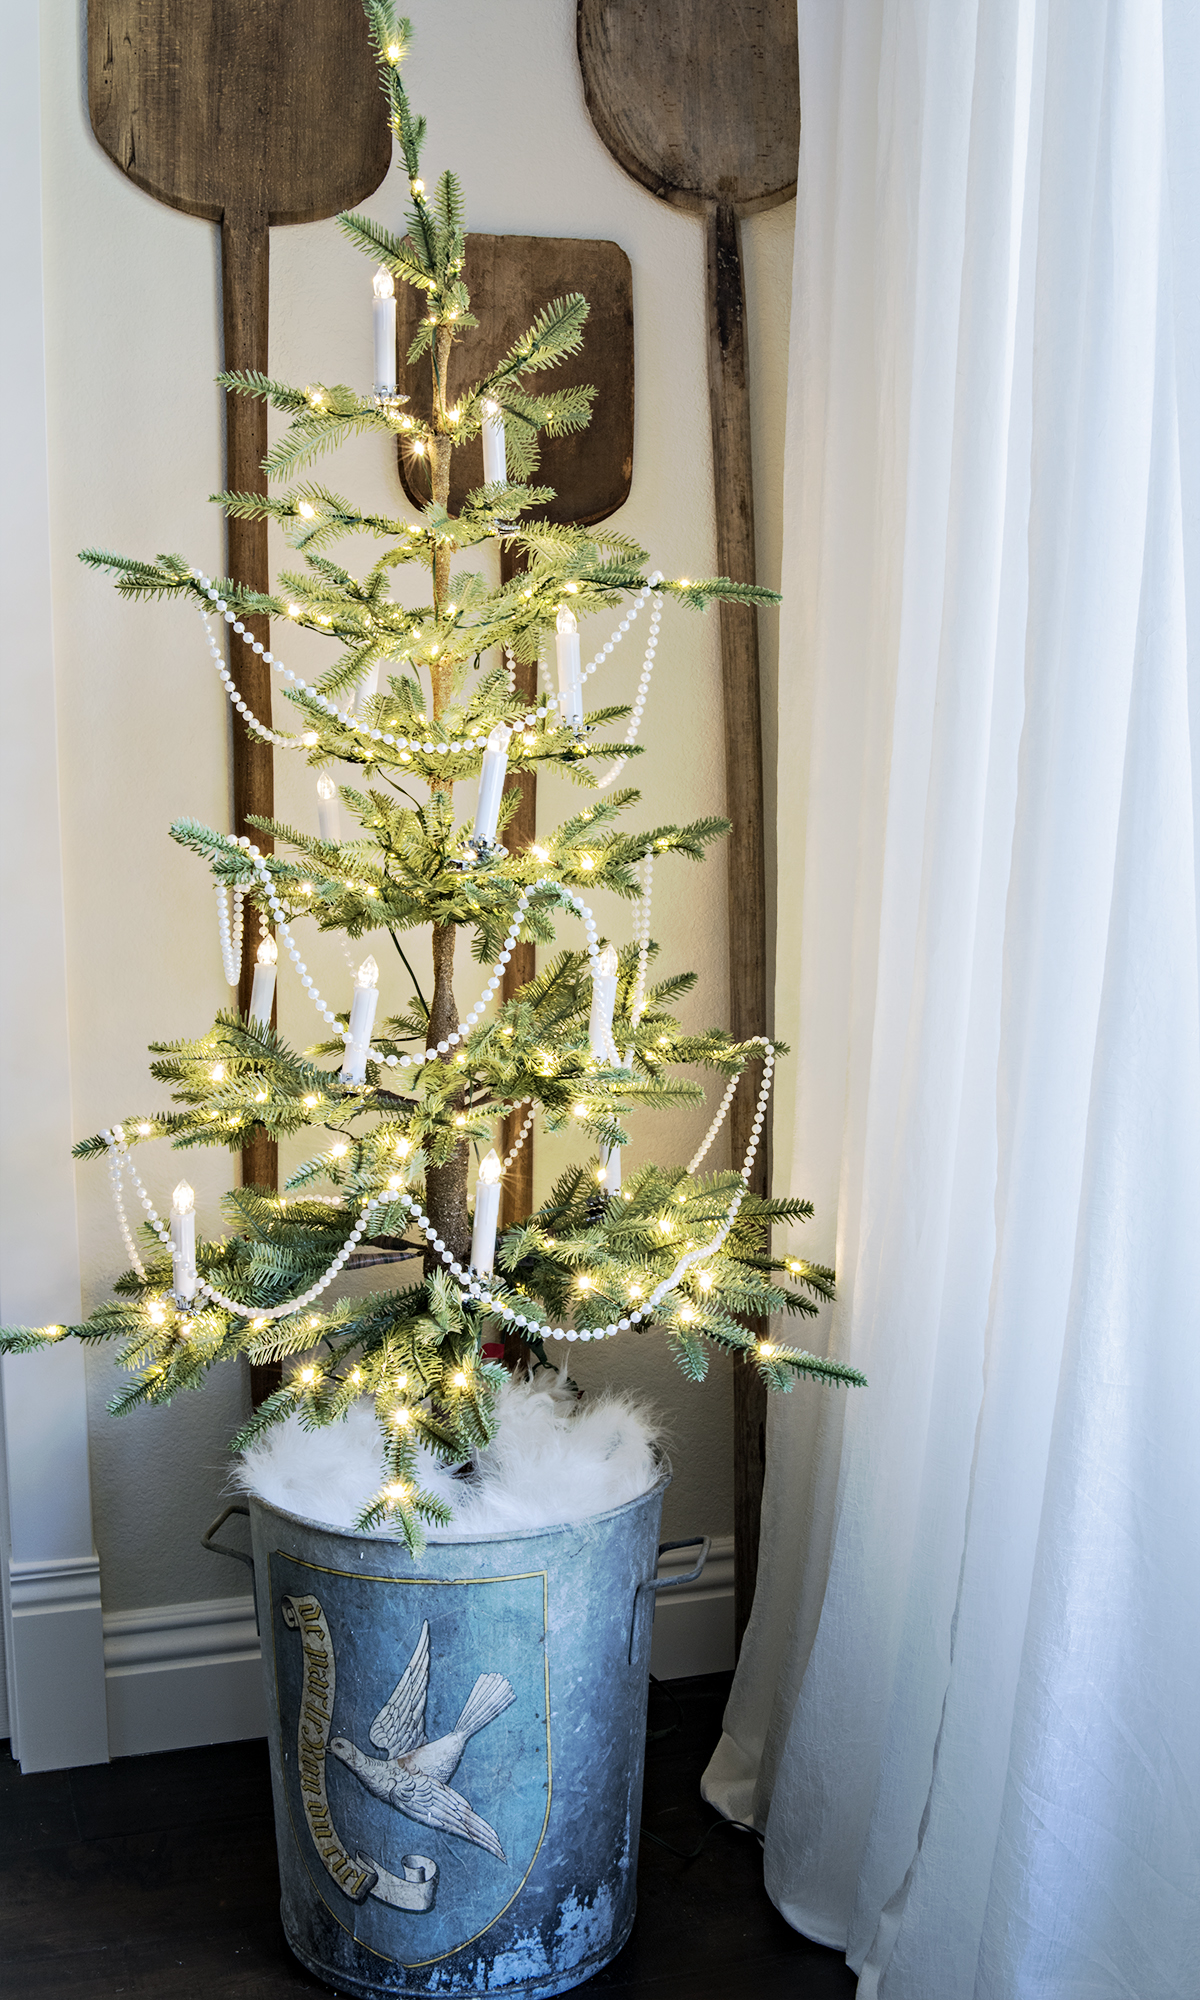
left=703, top=3, right=1200, bottom=1995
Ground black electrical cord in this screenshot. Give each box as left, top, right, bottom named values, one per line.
left=645, top=1672, right=684, bottom=1742
left=640, top=1817, right=764, bottom=1862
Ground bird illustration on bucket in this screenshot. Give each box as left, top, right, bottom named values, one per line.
left=270, top=1552, right=551, bottom=1973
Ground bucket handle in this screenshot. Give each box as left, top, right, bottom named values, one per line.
left=201, top=1503, right=255, bottom=1576
left=629, top=1536, right=711, bottom=1663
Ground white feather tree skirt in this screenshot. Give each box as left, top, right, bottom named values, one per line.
left=234, top=1375, right=663, bottom=1538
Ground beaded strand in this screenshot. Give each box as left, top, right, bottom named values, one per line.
left=594, top=579, right=663, bottom=791
left=101, top=1042, right=776, bottom=1337
left=215, top=883, right=246, bottom=989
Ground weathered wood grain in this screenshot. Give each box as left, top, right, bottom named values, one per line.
left=395, top=234, right=633, bottom=524
left=576, top=0, right=799, bottom=216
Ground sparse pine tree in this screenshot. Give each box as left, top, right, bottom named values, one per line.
left=2, top=5, right=862, bottom=1550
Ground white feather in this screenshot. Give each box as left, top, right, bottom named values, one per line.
left=233, top=1372, right=663, bottom=1539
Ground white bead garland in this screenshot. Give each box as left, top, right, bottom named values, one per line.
left=195, top=578, right=565, bottom=762
left=215, top=883, right=246, bottom=989
left=594, top=577, right=663, bottom=791
left=579, top=579, right=653, bottom=683
left=192, top=573, right=666, bottom=787
left=101, top=1038, right=777, bottom=1341
left=502, top=1099, right=539, bottom=1168
left=105, top=1128, right=149, bottom=1281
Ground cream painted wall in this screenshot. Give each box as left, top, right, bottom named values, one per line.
left=37, top=0, right=794, bottom=1613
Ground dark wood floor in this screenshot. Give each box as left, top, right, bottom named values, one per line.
left=1, top=1673, right=857, bottom=1998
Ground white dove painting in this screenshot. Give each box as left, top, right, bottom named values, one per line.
left=329, top=1621, right=516, bottom=1863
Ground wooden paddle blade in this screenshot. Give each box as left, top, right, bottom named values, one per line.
left=577, top=0, right=799, bottom=216
left=87, top=0, right=391, bottom=223
left=395, top=236, right=633, bottom=527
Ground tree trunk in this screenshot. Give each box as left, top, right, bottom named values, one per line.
left=423, top=921, right=471, bottom=1268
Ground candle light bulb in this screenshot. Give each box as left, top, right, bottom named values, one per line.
left=481, top=397, right=507, bottom=488
left=316, top=772, right=341, bottom=842
left=249, top=932, right=277, bottom=1027
left=555, top=605, right=583, bottom=728
left=170, top=1181, right=197, bottom=1302
left=373, top=265, right=398, bottom=397
left=472, top=723, right=511, bottom=849
left=470, top=1149, right=503, bottom=1276
left=589, top=942, right=619, bottom=1059
left=340, top=955, right=381, bottom=1085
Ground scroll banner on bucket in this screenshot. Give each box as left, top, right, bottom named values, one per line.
left=271, top=1557, right=551, bottom=1969
left=281, top=1594, right=438, bottom=1912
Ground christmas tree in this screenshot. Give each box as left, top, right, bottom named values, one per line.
left=2, top=4, right=863, bottom=1550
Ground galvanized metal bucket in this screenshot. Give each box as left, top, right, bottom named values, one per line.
left=204, top=1460, right=708, bottom=1998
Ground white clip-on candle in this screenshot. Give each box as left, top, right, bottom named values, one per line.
left=249, top=935, right=277, bottom=1027
left=339, top=955, right=380, bottom=1084
left=481, top=398, right=506, bottom=487
left=316, top=773, right=341, bottom=842
left=472, top=723, right=511, bottom=851
left=356, top=660, right=382, bottom=712
left=373, top=267, right=397, bottom=397
left=556, top=606, right=584, bottom=728
left=171, top=1180, right=197, bottom=1302
left=589, top=943, right=619, bottom=1058
left=470, top=1149, right=503, bottom=1276
left=589, top=944, right=622, bottom=1193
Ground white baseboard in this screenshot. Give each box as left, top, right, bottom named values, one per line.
left=6, top=1552, right=109, bottom=1770
left=99, top=1536, right=736, bottom=1759
left=649, top=1534, right=735, bottom=1680
left=104, top=1594, right=265, bottom=1758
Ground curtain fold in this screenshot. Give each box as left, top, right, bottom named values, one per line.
left=703, top=5, right=1200, bottom=1995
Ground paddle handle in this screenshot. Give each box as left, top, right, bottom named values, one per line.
left=221, top=212, right=277, bottom=1208
left=705, top=202, right=769, bottom=1644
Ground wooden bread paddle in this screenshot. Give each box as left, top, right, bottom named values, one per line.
left=576, top=0, right=801, bottom=1644
left=395, top=235, right=635, bottom=1244
left=87, top=0, right=391, bottom=1192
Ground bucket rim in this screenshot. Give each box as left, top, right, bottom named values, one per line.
left=240, top=1447, right=672, bottom=1549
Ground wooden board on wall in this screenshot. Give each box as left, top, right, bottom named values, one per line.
left=395, top=235, right=634, bottom=1237
left=395, top=235, right=633, bottom=524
